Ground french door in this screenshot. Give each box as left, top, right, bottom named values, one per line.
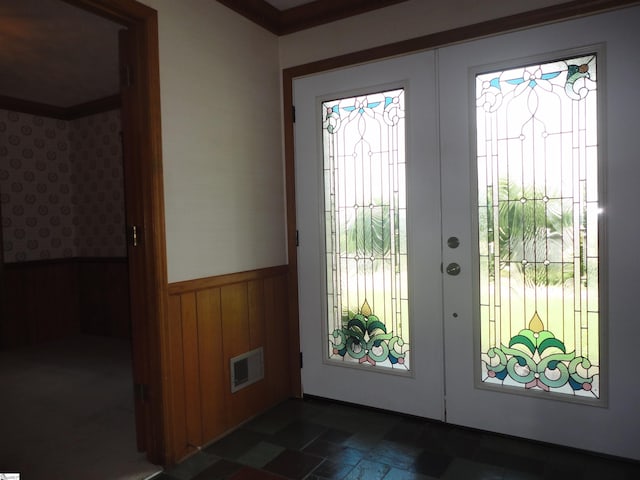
left=293, top=6, right=640, bottom=460
left=295, top=51, right=445, bottom=420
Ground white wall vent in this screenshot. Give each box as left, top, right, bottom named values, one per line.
left=230, top=347, right=264, bottom=393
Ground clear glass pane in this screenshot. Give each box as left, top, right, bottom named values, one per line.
left=323, top=89, right=410, bottom=371
left=477, top=54, right=601, bottom=398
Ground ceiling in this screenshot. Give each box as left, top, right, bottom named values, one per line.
left=217, top=0, right=408, bottom=35
left=0, top=0, right=122, bottom=108
left=0, top=0, right=405, bottom=110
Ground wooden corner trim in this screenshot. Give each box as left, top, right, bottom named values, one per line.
left=64, top=94, right=122, bottom=119
left=0, top=94, right=121, bottom=120
left=0, top=95, right=67, bottom=119
left=216, top=0, right=281, bottom=34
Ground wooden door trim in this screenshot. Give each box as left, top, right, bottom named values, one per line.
left=63, top=0, right=170, bottom=465
left=283, top=0, right=640, bottom=80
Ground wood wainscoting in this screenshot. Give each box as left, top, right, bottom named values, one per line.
left=166, top=265, right=292, bottom=463
left=1, top=258, right=130, bottom=347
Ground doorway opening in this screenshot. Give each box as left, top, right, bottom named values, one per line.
left=0, top=0, right=167, bottom=475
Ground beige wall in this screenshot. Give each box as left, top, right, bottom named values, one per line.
left=137, top=0, right=581, bottom=283
left=140, top=0, right=285, bottom=283
left=279, top=0, right=568, bottom=68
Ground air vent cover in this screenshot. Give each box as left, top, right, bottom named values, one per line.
left=230, top=347, right=264, bottom=393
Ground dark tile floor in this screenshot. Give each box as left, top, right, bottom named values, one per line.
left=154, top=397, right=640, bottom=480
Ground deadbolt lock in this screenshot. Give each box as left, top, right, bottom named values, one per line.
left=446, top=263, right=461, bottom=276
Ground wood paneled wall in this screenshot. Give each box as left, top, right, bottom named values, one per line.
left=166, top=265, right=291, bottom=463
left=1, top=258, right=130, bottom=347
left=78, top=259, right=131, bottom=338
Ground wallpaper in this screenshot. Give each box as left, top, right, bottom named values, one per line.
left=0, top=109, right=126, bottom=262
left=69, top=111, right=126, bottom=258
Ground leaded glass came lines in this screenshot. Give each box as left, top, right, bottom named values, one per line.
left=476, top=54, right=601, bottom=398
left=322, top=89, right=410, bottom=371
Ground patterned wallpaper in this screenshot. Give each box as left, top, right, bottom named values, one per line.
left=69, top=112, right=126, bottom=258
left=0, top=109, right=126, bottom=263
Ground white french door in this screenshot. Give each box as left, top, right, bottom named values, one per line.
left=294, top=6, right=640, bottom=460
left=294, top=51, right=445, bottom=420
left=439, top=7, right=640, bottom=460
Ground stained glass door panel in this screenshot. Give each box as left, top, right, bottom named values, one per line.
left=294, top=51, right=445, bottom=419
left=440, top=7, right=640, bottom=460
left=476, top=54, right=601, bottom=399
left=322, top=89, right=410, bottom=371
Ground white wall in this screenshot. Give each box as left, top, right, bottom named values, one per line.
left=140, top=0, right=286, bottom=283
left=279, top=0, right=568, bottom=68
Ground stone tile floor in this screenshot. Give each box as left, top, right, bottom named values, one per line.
left=153, top=397, right=640, bottom=480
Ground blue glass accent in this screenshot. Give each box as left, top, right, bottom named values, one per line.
left=367, top=102, right=381, bottom=109
left=568, top=377, right=583, bottom=390
left=343, top=106, right=356, bottom=112
left=506, top=78, right=525, bottom=85
left=385, top=97, right=393, bottom=107
left=529, top=80, right=537, bottom=88
left=489, top=77, right=501, bottom=89
left=541, top=72, right=561, bottom=80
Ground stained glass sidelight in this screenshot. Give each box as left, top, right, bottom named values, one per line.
left=476, top=54, right=601, bottom=398
left=322, top=88, right=410, bottom=371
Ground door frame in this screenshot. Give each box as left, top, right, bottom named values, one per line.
left=283, top=0, right=638, bottom=401
left=62, top=0, right=170, bottom=465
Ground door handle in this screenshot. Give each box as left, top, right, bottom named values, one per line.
left=446, top=263, right=461, bottom=276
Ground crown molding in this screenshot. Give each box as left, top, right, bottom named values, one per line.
left=0, top=94, right=121, bottom=121
left=216, top=0, right=409, bottom=35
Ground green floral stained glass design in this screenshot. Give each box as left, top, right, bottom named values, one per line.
left=476, top=54, right=601, bottom=398
left=322, top=89, right=410, bottom=371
